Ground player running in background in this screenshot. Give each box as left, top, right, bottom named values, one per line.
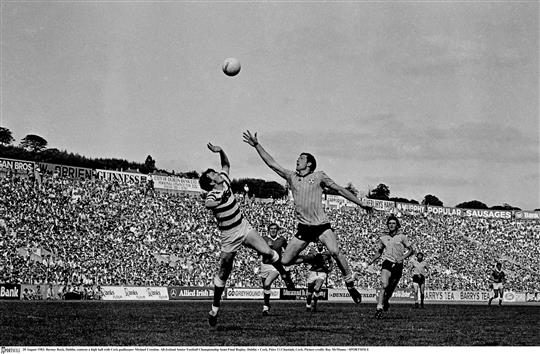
left=199, top=143, right=293, bottom=327
left=242, top=130, right=372, bottom=304
left=306, top=241, right=333, bottom=313
left=488, top=262, right=506, bottom=307
left=411, top=252, right=428, bottom=309
left=260, top=222, right=294, bottom=316
left=369, top=215, right=414, bottom=319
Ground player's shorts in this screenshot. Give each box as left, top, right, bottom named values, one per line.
left=259, top=263, right=280, bottom=280
left=295, top=223, right=332, bottom=243
left=307, top=271, right=328, bottom=284
left=412, top=274, right=425, bottom=285
left=381, top=260, right=404, bottom=278
left=220, top=219, right=253, bottom=253
left=492, top=282, right=503, bottom=290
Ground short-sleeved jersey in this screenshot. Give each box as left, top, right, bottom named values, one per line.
left=411, top=259, right=427, bottom=276
left=263, top=235, right=288, bottom=257
left=205, top=171, right=243, bottom=231
left=491, top=269, right=505, bottom=283
left=284, top=170, right=340, bottom=225
left=379, top=232, right=412, bottom=263
left=309, top=252, right=332, bottom=273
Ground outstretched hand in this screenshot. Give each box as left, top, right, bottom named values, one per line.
left=207, top=143, right=222, bottom=153
left=242, top=130, right=259, bottom=147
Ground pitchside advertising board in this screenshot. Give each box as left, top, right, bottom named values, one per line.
left=327, top=289, right=377, bottom=303
left=281, top=288, right=329, bottom=301
left=168, top=287, right=214, bottom=300
left=101, top=286, right=169, bottom=300
left=225, top=288, right=280, bottom=300
left=0, top=284, right=21, bottom=300
left=425, top=290, right=518, bottom=302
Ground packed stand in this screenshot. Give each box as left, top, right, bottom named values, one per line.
left=0, top=174, right=538, bottom=293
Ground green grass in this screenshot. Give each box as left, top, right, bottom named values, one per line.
left=0, top=301, right=538, bottom=346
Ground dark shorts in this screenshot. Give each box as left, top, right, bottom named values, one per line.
left=381, top=260, right=403, bottom=278
left=412, top=274, right=425, bottom=285
left=295, top=223, right=332, bottom=243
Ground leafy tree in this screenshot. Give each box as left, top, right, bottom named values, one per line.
left=0, top=127, right=14, bottom=145
left=422, top=194, right=443, bottom=206
left=390, top=197, right=419, bottom=204
left=456, top=200, right=488, bottom=209
left=491, top=203, right=521, bottom=211
left=345, top=182, right=359, bottom=197
left=140, top=155, right=156, bottom=174
left=20, top=134, right=48, bottom=152
left=368, top=183, right=390, bottom=200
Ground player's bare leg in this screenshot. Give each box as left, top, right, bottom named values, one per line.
left=319, top=230, right=361, bottom=304
left=419, top=283, right=425, bottom=308
left=209, top=252, right=235, bottom=327
left=261, top=272, right=279, bottom=315
left=413, top=283, right=420, bottom=308
left=375, top=269, right=391, bottom=319
left=306, top=281, right=316, bottom=312
left=281, top=237, right=310, bottom=266
left=244, top=229, right=296, bottom=290
left=498, top=289, right=504, bottom=306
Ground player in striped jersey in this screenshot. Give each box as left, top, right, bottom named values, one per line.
left=369, top=215, right=414, bottom=319
left=199, top=143, right=293, bottom=327
left=488, top=262, right=506, bottom=307
left=243, top=130, right=373, bottom=304
left=411, top=252, right=428, bottom=309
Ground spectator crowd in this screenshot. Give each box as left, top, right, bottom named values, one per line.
left=1, top=173, right=538, bottom=294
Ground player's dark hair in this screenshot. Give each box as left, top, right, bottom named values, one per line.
left=417, top=252, right=424, bottom=257
left=199, top=168, right=216, bottom=192
left=267, top=223, right=279, bottom=231
left=387, top=215, right=401, bottom=229
left=496, top=262, right=502, bottom=268
left=301, top=152, right=317, bottom=172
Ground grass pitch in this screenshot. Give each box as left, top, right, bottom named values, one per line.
left=0, top=301, right=538, bottom=346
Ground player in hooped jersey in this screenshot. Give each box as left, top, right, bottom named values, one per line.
left=260, top=222, right=293, bottom=316
left=199, top=143, right=293, bottom=327
left=488, top=262, right=506, bottom=307
left=243, top=130, right=373, bottom=304
left=411, top=252, right=428, bottom=309
left=369, top=215, right=414, bottom=319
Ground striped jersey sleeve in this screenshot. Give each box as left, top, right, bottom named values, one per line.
left=205, top=171, right=243, bottom=231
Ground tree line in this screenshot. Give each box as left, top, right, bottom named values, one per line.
left=1, top=127, right=536, bottom=210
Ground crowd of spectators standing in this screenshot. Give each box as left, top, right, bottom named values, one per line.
left=1, top=173, right=538, bottom=294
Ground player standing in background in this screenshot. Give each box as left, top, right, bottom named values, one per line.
left=306, top=241, right=333, bottom=313
left=260, top=222, right=294, bottom=316
left=488, top=262, right=506, bottom=307
left=369, top=215, right=414, bottom=319
left=199, top=143, right=293, bottom=327
left=242, top=130, right=372, bottom=304
left=411, top=252, right=428, bottom=309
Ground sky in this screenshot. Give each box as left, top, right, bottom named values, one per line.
left=1, top=1, right=538, bottom=210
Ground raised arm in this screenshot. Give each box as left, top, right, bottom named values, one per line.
left=242, top=130, right=288, bottom=180
left=207, top=143, right=230, bottom=175
left=322, top=176, right=373, bottom=213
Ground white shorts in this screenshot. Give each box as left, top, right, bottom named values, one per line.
left=259, top=263, right=280, bottom=280
left=221, top=219, right=253, bottom=253
left=492, top=282, right=503, bottom=290
left=307, top=271, right=327, bottom=284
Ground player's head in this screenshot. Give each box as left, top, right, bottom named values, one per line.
left=296, top=153, right=317, bottom=173
left=198, top=168, right=223, bottom=191
left=267, top=223, right=279, bottom=237
left=496, top=262, right=502, bottom=270
left=386, top=215, right=401, bottom=231
left=316, top=240, right=325, bottom=252
left=417, top=252, right=424, bottom=261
